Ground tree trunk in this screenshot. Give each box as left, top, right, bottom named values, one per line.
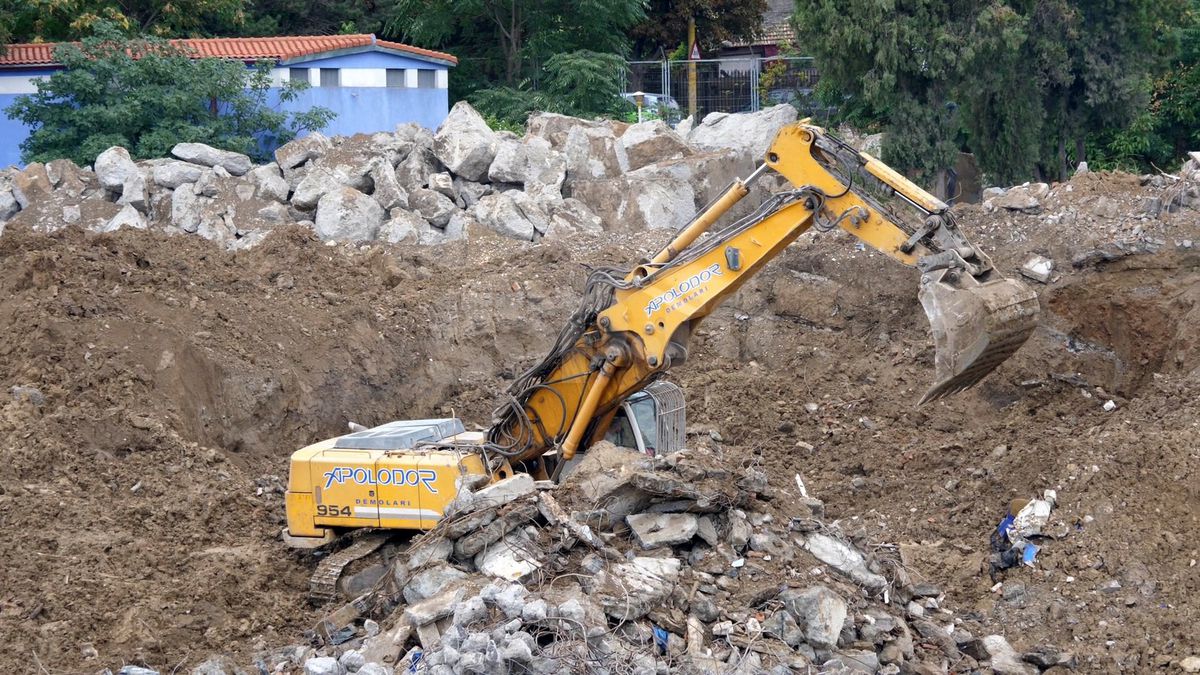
left=1074, top=137, right=1086, bottom=171
left=1057, top=133, right=1068, bottom=182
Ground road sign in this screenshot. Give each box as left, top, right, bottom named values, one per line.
left=689, top=42, right=701, bottom=61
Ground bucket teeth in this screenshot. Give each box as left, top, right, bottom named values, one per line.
left=918, top=271, right=1040, bottom=405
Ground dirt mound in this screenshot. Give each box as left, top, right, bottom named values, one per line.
left=0, top=169, right=1197, bottom=672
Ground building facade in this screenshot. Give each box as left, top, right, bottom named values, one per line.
left=0, top=34, right=456, bottom=167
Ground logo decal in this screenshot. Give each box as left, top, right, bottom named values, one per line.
left=323, top=467, right=439, bottom=493
left=645, top=263, right=724, bottom=317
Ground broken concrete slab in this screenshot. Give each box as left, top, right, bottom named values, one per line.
left=171, top=142, right=251, bottom=176
left=778, top=585, right=847, bottom=650
left=802, top=532, right=888, bottom=593
left=626, top=512, right=698, bottom=549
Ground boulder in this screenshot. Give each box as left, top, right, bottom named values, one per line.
left=544, top=198, right=604, bottom=238
left=96, top=204, right=147, bottom=232
left=453, top=177, right=491, bottom=208
left=0, top=189, right=20, bottom=221
left=248, top=165, right=290, bottom=203
left=369, top=158, right=408, bottom=211
left=629, top=149, right=753, bottom=211
left=562, top=125, right=628, bottom=184
left=314, top=187, right=385, bottom=241
left=95, top=147, right=140, bottom=192
left=490, top=137, right=567, bottom=200
left=569, top=175, right=695, bottom=231
left=527, top=112, right=611, bottom=150
left=802, top=532, right=888, bottom=592
left=152, top=161, right=205, bottom=189
left=378, top=210, right=429, bottom=244
left=621, top=120, right=692, bottom=171
left=171, top=186, right=205, bottom=232
left=395, top=146, right=445, bottom=191
left=432, top=101, right=499, bottom=182
left=472, top=192, right=549, bottom=240
left=593, top=557, right=681, bottom=621
left=292, top=166, right=361, bottom=210
left=171, top=142, right=251, bottom=175
left=428, top=171, right=458, bottom=203
left=408, top=188, right=457, bottom=228
left=275, top=132, right=332, bottom=170
left=117, top=172, right=148, bottom=212
left=778, top=585, right=847, bottom=650
left=687, top=105, right=798, bottom=162
left=427, top=211, right=471, bottom=245
left=404, top=563, right=470, bottom=604
left=989, top=183, right=1049, bottom=212
left=10, top=163, right=53, bottom=209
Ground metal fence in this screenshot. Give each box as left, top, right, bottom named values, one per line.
left=623, top=57, right=829, bottom=124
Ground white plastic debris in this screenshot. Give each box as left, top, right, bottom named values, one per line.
left=1103, top=399, right=1117, bottom=412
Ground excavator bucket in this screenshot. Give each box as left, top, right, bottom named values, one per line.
left=918, top=269, right=1040, bottom=404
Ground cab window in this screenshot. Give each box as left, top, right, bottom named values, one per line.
left=605, top=409, right=639, bottom=449
left=629, top=397, right=658, bottom=453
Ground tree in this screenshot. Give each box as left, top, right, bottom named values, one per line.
left=468, top=51, right=630, bottom=126
left=5, top=24, right=334, bottom=166
left=385, top=0, right=645, bottom=92
left=793, top=0, right=978, bottom=185
left=630, top=0, right=768, bottom=59
left=7, top=0, right=247, bottom=41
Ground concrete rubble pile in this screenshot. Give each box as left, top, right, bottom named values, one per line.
left=0, top=103, right=800, bottom=247
left=252, top=442, right=1068, bottom=675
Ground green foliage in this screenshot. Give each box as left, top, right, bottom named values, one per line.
left=5, top=24, right=334, bottom=166
left=386, top=0, right=645, bottom=100
left=470, top=51, right=630, bottom=127
left=796, top=0, right=1190, bottom=184
left=630, top=0, right=767, bottom=58
left=8, top=0, right=247, bottom=41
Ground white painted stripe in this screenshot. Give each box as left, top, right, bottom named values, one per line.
left=340, top=68, right=386, bottom=87
left=355, top=507, right=443, bottom=519
left=0, top=76, right=42, bottom=94
left=435, top=70, right=448, bottom=89
left=404, top=69, right=418, bottom=88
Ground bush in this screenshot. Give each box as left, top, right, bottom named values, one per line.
left=5, top=23, right=335, bottom=166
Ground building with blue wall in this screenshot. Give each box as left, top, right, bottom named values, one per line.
left=0, top=35, right=456, bottom=168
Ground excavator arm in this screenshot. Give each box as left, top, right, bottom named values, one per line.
left=486, top=123, right=1039, bottom=470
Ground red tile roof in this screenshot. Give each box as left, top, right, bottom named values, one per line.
left=0, top=34, right=456, bottom=67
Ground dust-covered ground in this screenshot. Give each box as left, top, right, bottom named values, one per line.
left=0, top=171, right=1197, bottom=673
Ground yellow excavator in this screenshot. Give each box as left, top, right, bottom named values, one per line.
left=283, top=122, right=1040, bottom=599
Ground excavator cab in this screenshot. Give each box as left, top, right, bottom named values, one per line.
left=603, top=380, right=687, bottom=457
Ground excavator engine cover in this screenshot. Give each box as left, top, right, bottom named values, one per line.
left=918, top=268, right=1040, bottom=403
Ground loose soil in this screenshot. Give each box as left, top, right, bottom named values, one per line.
left=0, top=171, right=1196, bottom=673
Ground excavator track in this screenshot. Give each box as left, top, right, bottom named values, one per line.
left=308, top=531, right=392, bottom=605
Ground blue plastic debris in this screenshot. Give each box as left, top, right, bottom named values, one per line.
left=652, top=625, right=670, bottom=654
left=1022, top=543, right=1040, bottom=565
left=408, top=649, right=423, bottom=673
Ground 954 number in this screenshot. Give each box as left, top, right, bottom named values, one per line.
left=316, top=504, right=352, bottom=517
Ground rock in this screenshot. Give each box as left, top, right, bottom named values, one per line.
left=118, top=171, right=148, bottom=211
left=686, top=106, right=798, bottom=162
left=1180, top=656, right=1200, bottom=673
left=315, top=187, right=385, bottom=241
left=475, top=529, right=543, bottom=580
left=621, top=120, right=692, bottom=171
left=172, top=142, right=251, bottom=175
left=10, top=163, right=52, bottom=211
left=378, top=210, right=428, bottom=244
left=981, top=635, right=1037, bottom=675
left=190, top=656, right=241, bottom=674
left=192, top=168, right=221, bottom=197
left=370, top=158, right=408, bottom=211
left=491, top=582, right=529, bottom=619
left=96, top=204, right=146, bottom=232
left=626, top=512, right=698, bottom=549
left=1023, top=646, right=1074, bottom=669
left=62, top=205, right=81, bottom=224
left=404, top=588, right=465, bottom=627
left=153, top=160, right=206, bottom=189
left=338, top=650, right=366, bottom=672
left=404, top=563, right=470, bottom=604
left=339, top=563, right=386, bottom=599
left=303, top=656, right=344, bottom=675
left=293, top=166, right=358, bottom=209
left=453, top=177, right=490, bottom=208
left=541, top=197, right=603, bottom=238
left=488, top=139, right=526, bottom=183
left=248, top=164, right=290, bottom=203
left=432, top=101, right=498, bottom=182
left=594, top=556, right=681, bottom=621
left=562, top=124, right=628, bottom=183
left=95, top=147, right=140, bottom=192
left=468, top=474, right=535, bottom=512
left=527, top=112, right=612, bottom=149
left=990, top=183, right=1047, bottom=212
left=276, top=132, right=332, bottom=170
left=569, top=175, right=695, bottom=231
left=802, top=532, right=888, bottom=592
left=428, top=171, right=457, bottom=202
left=171, top=187, right=204, bottom=232
left=763, top=610, right=804, bottom=647
left=472, top=192, right=546, bottom=240
left=0, top=188, right=18, bottom=221
left=395, top=147, right=444, bottom=190
left=1075, top=161, right=1089, bottom=175
left=407, top=188, right=457, bottom=229
left=357, top=665, right=390, bottom=675
left=778, top=585, right=847, bottom=650
left=119, top=668, right=161, bottom=675
left=826, top=650, right=880, bottom=674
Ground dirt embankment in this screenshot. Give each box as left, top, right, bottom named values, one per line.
left=0, top=170, right=1197, bottom=673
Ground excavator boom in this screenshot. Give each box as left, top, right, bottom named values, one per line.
left=487, top=122, right=1040, bottom=466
